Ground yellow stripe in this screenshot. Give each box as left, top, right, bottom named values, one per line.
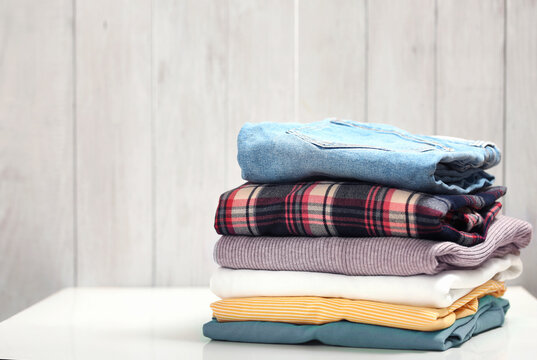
left=213, top=302, right=436, bottom=322
left=212, top=306, right=430, bottom=325
left=211, top=280, right=505, bottom=332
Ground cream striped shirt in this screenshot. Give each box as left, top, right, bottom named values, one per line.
left=211, top=280, right=505, bottom=331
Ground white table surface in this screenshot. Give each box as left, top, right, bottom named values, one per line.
left=0, top=286, right=536, bottom=359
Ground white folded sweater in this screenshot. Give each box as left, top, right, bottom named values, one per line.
left=210, top=253, right=521, bottom=307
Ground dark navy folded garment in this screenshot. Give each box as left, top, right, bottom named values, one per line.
left=203, top=296, right=509, bottom=351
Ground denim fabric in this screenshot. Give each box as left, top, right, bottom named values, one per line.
left=203, top=296, right=509, bottom=351
left=237, top=119, right=501, bottom=194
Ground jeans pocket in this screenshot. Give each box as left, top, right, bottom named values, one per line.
left=287, top=119, right=453, bottom=152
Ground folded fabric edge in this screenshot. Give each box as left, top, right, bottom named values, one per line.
left=210, top=254, right=520, bottom=308
left=202, top=296, right=509, bottom=351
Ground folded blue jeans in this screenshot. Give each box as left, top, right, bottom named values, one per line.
left=237, top=119, right=501, bottom=194
left=203, top=295, right=509, bottom=351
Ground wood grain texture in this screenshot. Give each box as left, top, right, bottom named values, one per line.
left=227, top=0, right=295, bottom=186
left=367, top=0, right=435, bottom=133
left=436, top=0, right=505, bottom=183
left=76, top=0, right=153, bottom=285
left=298, top=0, right=366, bottom=122
left=0, top=0, right=74, bottom=320
left=153, top=0, right=227, bottom=285
left=505, top=0, right=537, bottom=296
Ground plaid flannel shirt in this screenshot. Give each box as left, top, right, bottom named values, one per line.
left=214, top=181, right=505, bottom=246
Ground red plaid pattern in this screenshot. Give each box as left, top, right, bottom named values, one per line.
left=215, top=181, right=505, bottom=245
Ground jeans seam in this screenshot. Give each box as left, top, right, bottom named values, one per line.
left=287, top=119, right=449, bottom=152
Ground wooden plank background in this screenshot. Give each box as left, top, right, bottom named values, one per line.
left=368, top=0, right=436, bottom=134
left=505, top=0, right=537, bottom=294
left=153, top=0, right=228, bottom=286
left=1, top=0, right=536, bottom=320
left=0, top=0, right=74, bottom=320
left=75, top=0, right=153, bottom=286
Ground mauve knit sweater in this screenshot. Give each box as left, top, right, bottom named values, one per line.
left=214, top=215, right=532, bottom=276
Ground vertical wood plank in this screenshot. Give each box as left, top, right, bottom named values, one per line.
left=368, top=0, right=435, bottom=133
left=436, top=0, right=505, bottom=183
left=0, top=0, right=73, bottom=319
left=76, top=0, right=152, bottom=285
left=227, top=0, right=295, bottom=186
left=298, top=0, right=366, bottom=122
left=153, top=0, right=228, bottom=285
left=505, top=0, right=537, bottom=295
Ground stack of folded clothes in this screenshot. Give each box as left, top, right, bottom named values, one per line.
left=203, top=119, right=533, bottom=351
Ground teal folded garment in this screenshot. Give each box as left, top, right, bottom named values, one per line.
left=203, top=296, right=509, bottom=351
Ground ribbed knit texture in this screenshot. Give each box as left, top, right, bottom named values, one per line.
left=214, top=215, right=532, bottom=276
